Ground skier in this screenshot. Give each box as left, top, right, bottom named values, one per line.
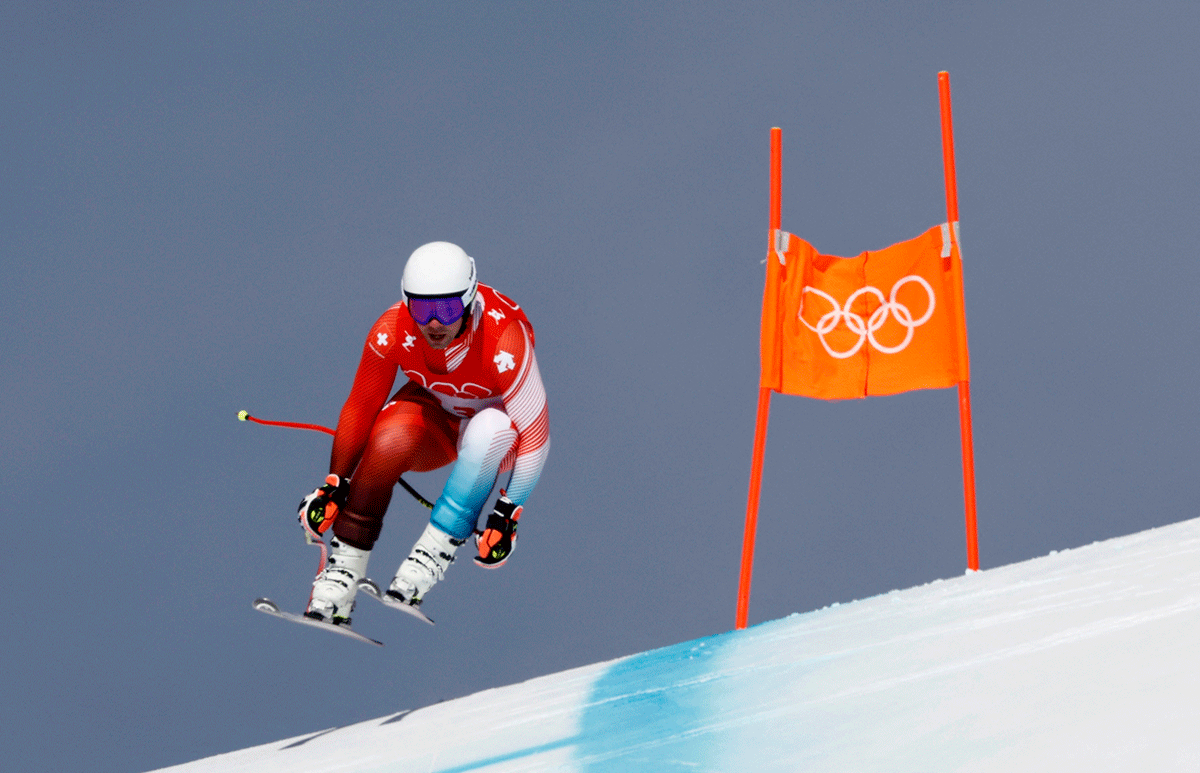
left=297, top=241, right=550, bottom=624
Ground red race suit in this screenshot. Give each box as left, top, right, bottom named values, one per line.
left=327, top=284, right=549, bottom=549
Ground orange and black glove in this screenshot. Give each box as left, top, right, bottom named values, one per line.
left=298, top=474, right=349, bottom=540
left=474, top=494, right=522, bottom=568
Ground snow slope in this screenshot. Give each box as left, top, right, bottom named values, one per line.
left=154, top=517, right=1200, bottom=772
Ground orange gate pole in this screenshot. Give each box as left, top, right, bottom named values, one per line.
left=938, top=72, right=980, bottom=571
left=736, top=127, right=782, bottom=629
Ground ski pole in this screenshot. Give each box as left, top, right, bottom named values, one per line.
left=398, top=478, right=435, bottom=509
left=237, top=409, right=434, bottom=509
left=237, top=410, right=334, bottom=436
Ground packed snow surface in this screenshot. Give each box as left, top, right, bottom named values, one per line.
left=155, top=517, right=1200, bottom=772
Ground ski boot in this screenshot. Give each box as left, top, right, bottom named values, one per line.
left=387, top=523, right=464, bottom=607
left=306, top=537, right=370, bottom=625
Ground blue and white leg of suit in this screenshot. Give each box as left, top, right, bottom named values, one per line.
left=429, top=408, right=518, bottom=541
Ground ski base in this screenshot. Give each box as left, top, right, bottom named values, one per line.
left=357, top=578, right=436, bottom=626
left=253, top=597, right=383, bottom=646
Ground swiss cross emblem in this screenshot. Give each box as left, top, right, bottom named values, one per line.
left=376, top=333, right=389, bottom=347
left=494, top=350, right=516, bottom=373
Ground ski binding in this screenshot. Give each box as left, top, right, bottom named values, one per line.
left=357, top=578, right=436, bottom=626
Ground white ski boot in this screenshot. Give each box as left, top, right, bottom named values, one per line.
left=387, top=523, right=464, bottom=607
left=306, top=537, right=370, bottom=625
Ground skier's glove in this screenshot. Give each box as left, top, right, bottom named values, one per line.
left=298, top=474, right=349, bottom=540
left=474, top=494, right=522, bottom=568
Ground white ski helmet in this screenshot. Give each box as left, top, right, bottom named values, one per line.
left=401, top=241, right=478, bottom=307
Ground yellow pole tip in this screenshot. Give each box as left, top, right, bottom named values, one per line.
left=237, top=410, right=249, bottom=421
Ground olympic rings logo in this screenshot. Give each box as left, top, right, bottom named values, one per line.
left=800, top=276, right=936, bottom=359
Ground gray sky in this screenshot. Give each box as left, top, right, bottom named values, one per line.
left=5, top=2, right=1199, bottom=771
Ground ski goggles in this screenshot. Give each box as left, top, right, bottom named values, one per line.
left=407, top=294, right=467, bottom=326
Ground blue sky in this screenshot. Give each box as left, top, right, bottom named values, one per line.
left=4, top=2, right=1200, bottom=771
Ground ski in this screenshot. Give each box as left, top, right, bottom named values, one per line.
left=252, top=597, right=384, bottom=646
left=357, top=578, right=436, bottom=626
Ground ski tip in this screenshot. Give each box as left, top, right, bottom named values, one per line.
left=253, top=597, right=280, bottom=614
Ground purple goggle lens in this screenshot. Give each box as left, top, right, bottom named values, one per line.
left=408, top=295, right=466, bottom=326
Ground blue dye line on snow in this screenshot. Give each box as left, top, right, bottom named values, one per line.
left=573, top=629, right=737, bottom=771
left=429, top=628, right=742, bottom=772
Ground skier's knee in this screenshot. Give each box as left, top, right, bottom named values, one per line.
left=469, top=408, right=514, bottom=435
left=461, top=408, right=516, bottom=449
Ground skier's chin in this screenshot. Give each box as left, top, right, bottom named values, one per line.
left=419, top=319, right=462, bottom=349
left=422, top=330, right=452, bottom=349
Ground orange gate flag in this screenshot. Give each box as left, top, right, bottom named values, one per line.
left=761, top=223, right=969, bottom=399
